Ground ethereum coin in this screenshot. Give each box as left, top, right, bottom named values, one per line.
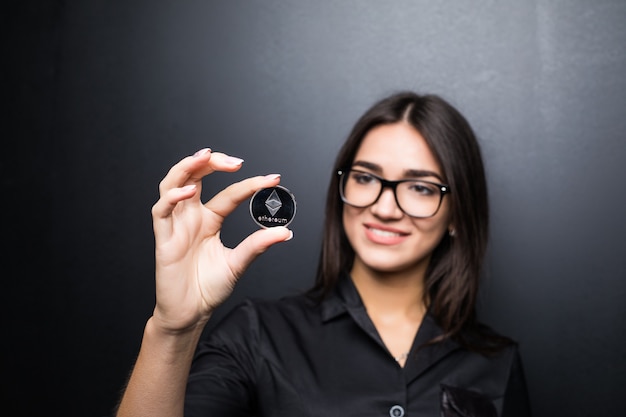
left=249, top=185, right=297, bottom=228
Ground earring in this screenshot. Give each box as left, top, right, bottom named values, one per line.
left=449, top=228, right=456, bottom=237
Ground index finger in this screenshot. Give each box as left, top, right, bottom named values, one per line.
left=158, top=149, right=245, bottom=197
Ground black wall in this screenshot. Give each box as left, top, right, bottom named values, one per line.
left=5, top=1, right=625, bottom=416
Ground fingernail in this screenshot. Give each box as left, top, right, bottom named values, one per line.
left=264, top=174, right=281, bottom=180
left=284, top=230, right=294, bottom=241
left=225, top=156, right=244, bottom=166
left=193, top=148, right=211, bottom=157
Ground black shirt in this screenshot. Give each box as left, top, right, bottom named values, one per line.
left=185, top=276, right=531, bottom=417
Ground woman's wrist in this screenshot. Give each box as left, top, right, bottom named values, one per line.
left=144, top=315, right=209, bottom=356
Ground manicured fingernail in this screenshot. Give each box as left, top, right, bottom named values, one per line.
left=284, top=230, right=294, bottom=241
left=225, top=156, right=244, bottom=165
left=193, top=148, right=211, bottom=157
left=264, top=174, right=281, bottom=180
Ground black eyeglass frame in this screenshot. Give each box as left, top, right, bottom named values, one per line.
left=337, top=168, right=451, bottom=218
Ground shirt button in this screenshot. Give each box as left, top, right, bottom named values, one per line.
left=389, top=405, right=404, bottom=417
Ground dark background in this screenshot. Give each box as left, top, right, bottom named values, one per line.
left=4, top=1, right=625, bottom=416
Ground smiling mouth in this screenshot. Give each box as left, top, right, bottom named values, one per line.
left=366, top=226, right=407, bottom=238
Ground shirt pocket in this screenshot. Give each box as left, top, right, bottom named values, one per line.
left=440, top=384, right=497, bottom=417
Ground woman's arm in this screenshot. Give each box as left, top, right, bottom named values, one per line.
left=115, top=149, right=292, bottom=417
left=115, top=318, right=206, bottom=417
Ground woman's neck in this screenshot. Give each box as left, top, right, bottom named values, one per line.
left=350, top=260, right=427, bottom=367
left=350, top=260, right=427, bottom=319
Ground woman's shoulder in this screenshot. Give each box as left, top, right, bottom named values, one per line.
left=199, top=292, right=323, bottom=359
left=454, top=320, right=520, bottom=359
left=209, top=292, right=318, bottom=331
left=245, top=292, right=321, bottom=325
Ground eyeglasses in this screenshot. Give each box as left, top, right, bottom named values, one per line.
left=338, top=169, right=450, bottom=218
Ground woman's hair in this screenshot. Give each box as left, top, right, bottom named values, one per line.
left=311, top=91, right=510, bottom=353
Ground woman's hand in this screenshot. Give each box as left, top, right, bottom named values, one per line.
left=150, top=148, right=292, bottom=333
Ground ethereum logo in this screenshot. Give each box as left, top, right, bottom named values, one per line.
left=264, top=189, right=283, bottom=216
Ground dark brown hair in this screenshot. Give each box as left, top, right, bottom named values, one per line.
left=311, top=91, right=511, bottom=353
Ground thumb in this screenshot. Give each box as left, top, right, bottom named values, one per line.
left=227, top=227, right=293, bottom=277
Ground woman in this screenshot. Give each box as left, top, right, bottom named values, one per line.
left=116, top=92, right=531, bottom=417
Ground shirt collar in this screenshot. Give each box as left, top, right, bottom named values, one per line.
left=319, top=274, right=461, bottom=381
left=320, top=273, right=362, bottom=322
left=319, top=274, right=449, bottom=342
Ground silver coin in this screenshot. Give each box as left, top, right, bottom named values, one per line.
left=249, top=185, right=297, bottom=228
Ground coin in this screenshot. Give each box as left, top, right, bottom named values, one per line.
left=249, top=185, right=297, bottom=228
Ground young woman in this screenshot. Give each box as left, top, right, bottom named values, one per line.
left=116, top=92, right=531, bottom=417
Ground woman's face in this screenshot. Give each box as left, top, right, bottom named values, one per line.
left=343, top=122, right=451, bottom=278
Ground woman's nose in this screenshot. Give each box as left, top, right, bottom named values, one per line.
left=370, top=187, right=404, bottom=219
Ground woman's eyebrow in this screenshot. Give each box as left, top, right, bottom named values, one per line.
left=352, top=160, right=381, bottom=172
left=404, top=169, right=444, bottom=182
left=352, top=161, right=444, bottom=182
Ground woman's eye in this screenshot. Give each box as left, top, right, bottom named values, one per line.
left=352, top=173, right=375, bottom=184
left=409, top=182, right=436, bottom=195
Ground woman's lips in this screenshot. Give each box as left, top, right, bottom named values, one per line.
left=364, top=223, right=409, bottom=245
